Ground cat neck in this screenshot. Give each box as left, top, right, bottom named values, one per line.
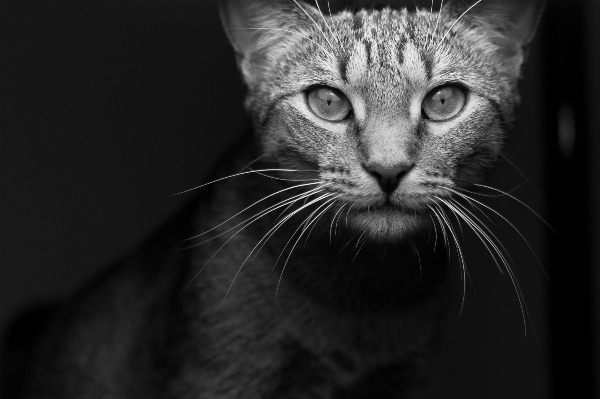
left=198, top=137, right=451, bottom=315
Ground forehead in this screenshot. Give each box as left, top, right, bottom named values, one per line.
left=333, top=8, right=433, bottom=112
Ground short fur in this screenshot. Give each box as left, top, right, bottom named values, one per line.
left=1, top=0, right=544, bottom=397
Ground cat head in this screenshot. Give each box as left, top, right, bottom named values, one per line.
left=219, top=0, right=544, bottom=241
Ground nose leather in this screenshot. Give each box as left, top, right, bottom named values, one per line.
left=363, top=163, right=413, bottom=194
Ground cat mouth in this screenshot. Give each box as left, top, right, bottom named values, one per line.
left=343, top=203, right=430, bottom=240
left=349, top=195, right=430, bottom=214
left=354, top=204, right=428, bottom=219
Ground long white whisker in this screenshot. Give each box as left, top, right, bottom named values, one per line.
left=450, top=192, right=550, bottom=286
left=180, top=188, right=324, bottom=292
left=444, top=199, right=528, bottom=335
left=303, top=197, right=340, bottom=245
left=443, top=186, right=501, bottom=227
left=332, top=234, right=358, bottom=260
left=232, top=27, right=334, bottom=57
left=433, top=0, right=445, bottom=49
left=291, top=0, right=337, bottom=53
left=440, top=197, right=531, bottom=335
left=430, top=205, right=466, bottom=306
left=428, top=205, right=451, bottom=262
left=345, top=203, right=355, bottom=228
left=448, top=201, right=504, bottom=272
left=448, top=197, right=513, bottom=263
left=270, top=179, right=325, bottom=224
left=409, top=238, right=423, bottom=276
left=313, top=0, right=343, bottom=51
left=252, top=190, right=331, bottom=260
left=159, top=168, right=313, bottom=198
left=428, top=212, right=439, bottom=252
left=470, top=183, right=557, bottom=235
left=274, top=195, right=340, bottom=300
left=185, top=183, right=324, bottom=241
left=289, top=194, right=337, bottom=248
left=351, top=230, right=368, bottom=263
left=335, top=203, right=347, bottom=235
left=274, top=194, right=305, bottom=223
left=454, top=183, right=523, bottom=198
left=438, top=185, right=548, bottom=280
left=436, top=0, right=483, bottom=51
left=434, top=203, right=468, bottom=315
left=238, top=154, right=267, bottom=174
left=439, top=197, right=508, bottom=276
left=448, top=201, right=465, bottom=236
left=425, top=0, right=437, bottom=51
left=224, top=192, right=336, bottom=301
left=330, top=203, right=346, bottom=243
left=273, top=193, right=337, bottom=270
left=500, top=153, right=543, bottom=197
left=248, top=167, right=319, bottom=182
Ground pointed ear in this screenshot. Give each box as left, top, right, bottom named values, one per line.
left=501, top=0, right=546, bottom=49
left=445, top=0, right=545, bottom=47
left=445, top=0, right=545, bottom=74
left=219, top=0, right=317, bottom=77
left=219, top=0, right=267, bottom=62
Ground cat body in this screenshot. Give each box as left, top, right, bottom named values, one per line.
left=5, top=140, right=447, bottom=398
left=2, top=0, right=544, bottom=397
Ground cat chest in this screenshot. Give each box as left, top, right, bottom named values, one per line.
left=266, top=336, right=432, bottom=398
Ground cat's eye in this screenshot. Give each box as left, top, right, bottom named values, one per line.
left=421, top=85, right=466, bottom=121
left=306, top=86, right=352, bottom=122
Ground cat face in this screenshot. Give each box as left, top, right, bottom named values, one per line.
left=220, top=0, right=543, bottom=241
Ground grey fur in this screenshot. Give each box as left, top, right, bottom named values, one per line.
left=2, top=1, right=544, bottom=397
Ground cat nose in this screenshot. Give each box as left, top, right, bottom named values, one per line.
left=363, top=163, right=414, bottom=194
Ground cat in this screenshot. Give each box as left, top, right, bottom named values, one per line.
left=1, top=0, right=544, bottom=397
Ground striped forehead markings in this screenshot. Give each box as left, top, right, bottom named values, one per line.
left=337, top=39, right=373, bottom=84
left=399, top=42, right=428, bottom=83
left=341, top=38, right=428, bottom=84
left=345, top=41, right=370, bottom=83
left=363, top=40, right=373, bottom=66
left=352, top=13, right=363, bottom=32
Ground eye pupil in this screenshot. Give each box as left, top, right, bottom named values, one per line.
left=319, top=90, right=339, bottom=106
left=432, top=87, right=452, bottom=105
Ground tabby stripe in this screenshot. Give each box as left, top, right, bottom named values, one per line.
left=482, top=95, right=508, bottom=130
left=260, top=93, right=292, bottom=127
left=363, top=40, right=372, bottom=66
left=339, top=55, right=349, bottom=84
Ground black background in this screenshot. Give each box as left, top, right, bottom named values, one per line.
left=1, top=1, right=598, bottom=397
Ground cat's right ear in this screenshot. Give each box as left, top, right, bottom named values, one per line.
left=219, top=0, right=260, bottom=65
left=219, top=0, right=312, bottom=82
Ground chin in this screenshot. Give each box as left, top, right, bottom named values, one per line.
left=347, top=208, right=429, bottom=243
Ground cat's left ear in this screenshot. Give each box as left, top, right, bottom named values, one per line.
left=445, top=0, right=546, bottom=75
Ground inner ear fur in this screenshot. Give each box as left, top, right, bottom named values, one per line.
left=445, top=0, right=546, bottom=48
left=219, top=0, right=317, bottom=63
left=444, top=0, right=545, bottom=75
